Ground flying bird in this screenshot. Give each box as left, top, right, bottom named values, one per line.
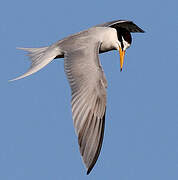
left=10, top=20, right=144, bottom=174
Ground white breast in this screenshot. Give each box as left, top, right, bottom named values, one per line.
left=99, top=28, right=118, bottom=52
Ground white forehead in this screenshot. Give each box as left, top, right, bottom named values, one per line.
left=122, top=36, right=131, bottom=51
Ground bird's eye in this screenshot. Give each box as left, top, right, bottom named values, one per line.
left=123, top=31, right=132, bottom=45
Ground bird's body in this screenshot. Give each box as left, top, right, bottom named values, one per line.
left=53, top=27, right=118, bottom=58
left=11, top=20, right=144, bottom=174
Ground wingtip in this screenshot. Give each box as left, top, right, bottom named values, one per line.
left=86, top=168, right=92, bottom=175
left=136, top=28, right=145, bottom=33
left=131, top=21, right=145, bottom=33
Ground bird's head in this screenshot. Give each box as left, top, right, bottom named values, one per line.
left=117, top=28, right=132, bottom=71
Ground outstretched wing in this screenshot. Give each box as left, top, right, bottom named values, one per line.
left=96, top=19, right=145, bottom=33
left=64, top=41, right=107, bottom=174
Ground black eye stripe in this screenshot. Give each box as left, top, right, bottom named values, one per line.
left=121, top=41, right=124, bottom=50
left=123, top=31, right=132, bottom=44
left=116, top=27, right=132, bottom=45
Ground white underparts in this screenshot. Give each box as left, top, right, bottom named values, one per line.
left=100, top=28, right=119, bottom=52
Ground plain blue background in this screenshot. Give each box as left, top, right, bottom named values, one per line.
left=0, top=0, right=177, bottom=179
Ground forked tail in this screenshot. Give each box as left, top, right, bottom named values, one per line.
left=10, top=45, right=61, bottom=81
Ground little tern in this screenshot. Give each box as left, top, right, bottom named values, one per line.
left=10, top=20, right=144, bottom=174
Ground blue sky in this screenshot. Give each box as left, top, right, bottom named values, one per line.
left=0, top=0, right=178, bottom=179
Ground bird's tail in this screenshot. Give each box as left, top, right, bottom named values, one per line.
left=9, top=45, right=61, bottom=81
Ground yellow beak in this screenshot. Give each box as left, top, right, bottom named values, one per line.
left=119, top=47, right=125, bottom=72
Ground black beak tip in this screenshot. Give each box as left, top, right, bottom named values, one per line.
left=120, top=68, right=122, bottom=72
